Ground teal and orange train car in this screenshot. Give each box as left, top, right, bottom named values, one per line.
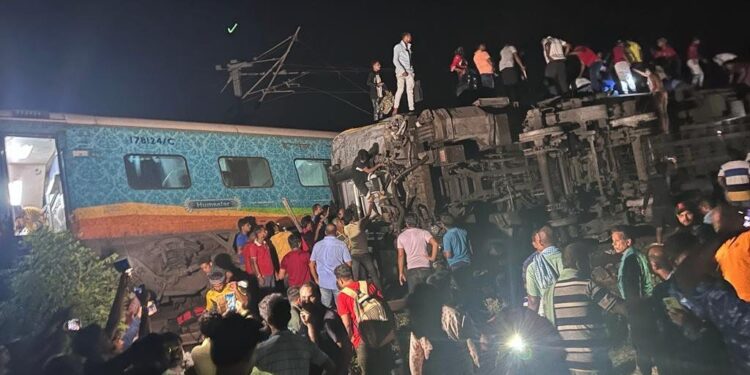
left=0, top=110, right=335, bottom=297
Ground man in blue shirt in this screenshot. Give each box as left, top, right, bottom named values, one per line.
left=441, top=214, right=473, bottom=295
left=441, top=214, right=471, bottom=269
left=233, top=216, right=253, bottom=266
left=310, top=224, right=352, bottom=308
left=672, top=237, right=750, bottom=374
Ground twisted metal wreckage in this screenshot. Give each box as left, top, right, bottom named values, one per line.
left=330, top=89, right=748, bottom=241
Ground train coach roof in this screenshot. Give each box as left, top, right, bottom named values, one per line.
left=0, top=110, right=337, bottom=139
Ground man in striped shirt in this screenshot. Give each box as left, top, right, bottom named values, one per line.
left=544, top=242, right=626, bottom=375
left=718, top=148, right=750, bottom=207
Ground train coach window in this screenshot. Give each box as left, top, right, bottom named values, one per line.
left=218, top=157, right=273, bottom=188
left=294, top=159, right=330, bottom=187
left=124, top=154, right=191, bottom=190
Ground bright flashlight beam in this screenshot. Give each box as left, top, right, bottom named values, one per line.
left=507, top=334, right=526, bottom=351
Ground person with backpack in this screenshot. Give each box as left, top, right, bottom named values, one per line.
left=334, top=264, right=395, bottom=375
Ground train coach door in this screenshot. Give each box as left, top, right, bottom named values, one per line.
left=0, top=136, right=68, bottom=264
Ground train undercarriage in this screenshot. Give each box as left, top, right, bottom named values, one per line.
left=331, top=89, right=747, bottom=239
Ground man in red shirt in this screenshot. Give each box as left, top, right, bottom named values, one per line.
left=653, top=37, right=681, bottom=79
left=571, top=45, right=603, bottom=92
left=334, top=264, right=391, bottom=375
left=300, top=215, right=315, bottom=252
left=278, top=234, right=312, bottom=288
left=687, top=37, right=704, bottom=88
left=242, top=227, right=276, bottom=288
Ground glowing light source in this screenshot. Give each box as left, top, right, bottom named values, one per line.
left=507, top=333, right=526, bottom=352
left=6, top=139, right=33, bottom=161
left=9, top=180, right=23, bottom=206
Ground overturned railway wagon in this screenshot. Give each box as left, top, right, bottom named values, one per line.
left=330, top=89, right=749, bottom=242
left=0, top=111, right=335, bottom=304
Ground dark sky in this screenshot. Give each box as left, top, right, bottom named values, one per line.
left=1, top=0, right=749, bottom=132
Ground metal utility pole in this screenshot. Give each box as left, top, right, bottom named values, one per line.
left=216, top=27, right=305, bottom=104
left=216, top=26, right=372, bottom=114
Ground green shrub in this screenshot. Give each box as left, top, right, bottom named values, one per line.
left=0, top=228, right=118, bottom=340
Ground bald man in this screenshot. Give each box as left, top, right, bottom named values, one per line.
left=310, top=223, right=352, bottom=308
left=646, top=244, right=674, bottom=281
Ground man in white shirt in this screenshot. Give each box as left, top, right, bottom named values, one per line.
left=541, top=36, right=570, bottom=97
left=397, top=214, right=439, bottom=293
left=498, top=44, right=527, bottom=104
left=714, top=53, right=737, bottom=67
left=392, top=32, right=415, bottom=115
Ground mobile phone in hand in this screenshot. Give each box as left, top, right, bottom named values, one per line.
left=147, top=301, right=158, bottom=316
left=114, top=258, right=132, bottom=273
left=225, top=293, right=237, bottom=312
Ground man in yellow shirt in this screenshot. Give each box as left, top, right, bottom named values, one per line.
left=473, top=43, right=495, bottom=89
left=712, top=203, right=750, bottom=301
left=205, top=270, right=238, bottom=314
left=625, top=40, right=643, bottom=64
left=270, top=225, right=293, bottom=266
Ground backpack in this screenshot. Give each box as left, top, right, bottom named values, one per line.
left=341, top=281, right=395, bottom=348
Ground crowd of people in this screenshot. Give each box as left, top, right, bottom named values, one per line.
left=520, top=147, right=750, bottom=375
left=367, top=32, right=745, bottom=136
left=2, top=33, right=750, bottom=371
left=1, top=145, right=749, bottom=375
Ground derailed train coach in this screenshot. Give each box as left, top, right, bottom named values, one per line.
left=329, top=89, right=749, bottom=272
left=0, top=110, right=335, bottom=301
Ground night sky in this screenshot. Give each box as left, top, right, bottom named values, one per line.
left=1, top=0, right=749, bottom=132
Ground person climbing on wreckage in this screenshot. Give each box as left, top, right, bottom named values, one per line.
left=352, top=145, right=385, bottom=215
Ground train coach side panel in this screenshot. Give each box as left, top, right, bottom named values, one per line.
left=61, top=125, right=332, bottom=240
